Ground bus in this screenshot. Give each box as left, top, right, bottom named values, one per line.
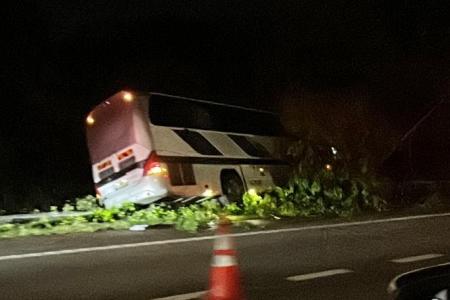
left=85, top=91, right=291, bottom=208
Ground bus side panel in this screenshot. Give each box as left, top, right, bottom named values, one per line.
left=165, top=164, right=261, bottom=198
left=201, top=132, right=248, bottom=157
left=240, top=164, right=276, bottom=192
left=166, top=164, right=227, bottom=197
left=251, top=136, right=288, bottom=160
left=167, top=163, right=284, bottom=197
left=149, top=125, right=198, bottom=156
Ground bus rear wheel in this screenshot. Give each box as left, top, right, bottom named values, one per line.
left=221, top=171, right=245, bottom=205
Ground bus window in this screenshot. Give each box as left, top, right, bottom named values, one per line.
left=148, top=94, right=283, bottom=136
left=228, top=135, right=271, bottom=157
left=173, top=130, right=222, bottom=155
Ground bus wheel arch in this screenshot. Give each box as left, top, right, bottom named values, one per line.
left=220, top=169, right=245, bottom=204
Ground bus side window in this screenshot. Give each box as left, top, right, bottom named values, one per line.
left=181, top=163, right=196, bottom=185
left=167, top=163, right=196, bottom=186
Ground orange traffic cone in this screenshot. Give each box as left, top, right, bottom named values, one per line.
left=206, top=215, right=244, bottom=300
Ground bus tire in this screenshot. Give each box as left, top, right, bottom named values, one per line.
left=220, top=170, right=245, bottom=204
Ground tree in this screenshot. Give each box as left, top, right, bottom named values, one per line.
left=280, top=85, right=400, bottom=175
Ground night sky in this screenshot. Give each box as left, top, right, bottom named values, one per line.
left=1, top=1, right=449, bottom=210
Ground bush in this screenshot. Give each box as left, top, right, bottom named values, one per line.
left=75, top=195, right=98, bottom=211
left=238, top=168, right=385, bottom=219
left=224, top=202, right=243, bottom=215
left=242, top=191, right=277, bottom=217
left=175, top=200, right=220, bottom=232
left=285, top=138, right=387, bottom=215
left=128, top=204, right=176, bottom=226
left=91, top=202, right=137, bottom=223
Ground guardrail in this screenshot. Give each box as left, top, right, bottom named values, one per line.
left=0, top=211, right=93, bottom=224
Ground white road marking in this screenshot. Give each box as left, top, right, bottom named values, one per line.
left=286, top=269, right=353, bottom=281
left=1, top=212, right=450, bottom=261
left=150, top=290, right=206, bottom=300
left=391, top=253, right=444, bottom=263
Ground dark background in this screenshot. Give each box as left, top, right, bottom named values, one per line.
left=1, top=1, right=449, bottom=211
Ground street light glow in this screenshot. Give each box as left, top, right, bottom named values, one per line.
left=331, top=146, right=338, bottom=155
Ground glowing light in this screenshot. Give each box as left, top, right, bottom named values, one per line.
left=95, top=188, right=102, bottom=199
left=86, top=115, right=95, bottom=125
left=248, top=188, right=257, bottom=196
left=259, top=167, right=265, bottom=173
left=331, top=146, right=338, bottom=155
left=202, top=188, right=214, bottom=197
left=325, top=164, right=333, bottom=171
left=123, top=92, right=134, bottom=102
left=146, top=165, right=168, bottom=177
left=148, top=166, right=162, bottom=175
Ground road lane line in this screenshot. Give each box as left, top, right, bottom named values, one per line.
left=1, top=212, right=450, bottom=261
left=286, top=269, right=353, bottom=281
left=391, top=253, right=444, bottom=263
left=150, top=290, right=206, bottom=300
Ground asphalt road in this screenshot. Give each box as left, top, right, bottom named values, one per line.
left=1, top=213, right=450, bottom=300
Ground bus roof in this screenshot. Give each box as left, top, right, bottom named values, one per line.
left=88, top=91, right=279, bottom=116
left=149, top=92, right=278, bottom=116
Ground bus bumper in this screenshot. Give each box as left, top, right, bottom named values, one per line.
left=102, top=176, right=169, bottom=209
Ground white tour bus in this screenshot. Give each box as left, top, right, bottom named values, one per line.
left=86, top=91, right=291, bottom=208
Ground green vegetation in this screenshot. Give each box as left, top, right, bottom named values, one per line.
left=240, top=175, right=385, bottom=219
left=0, top=138, right=387, bottom=239
left=0, top=196, right=222, bottom=238
left=0, top=172, right=384, bottom=239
